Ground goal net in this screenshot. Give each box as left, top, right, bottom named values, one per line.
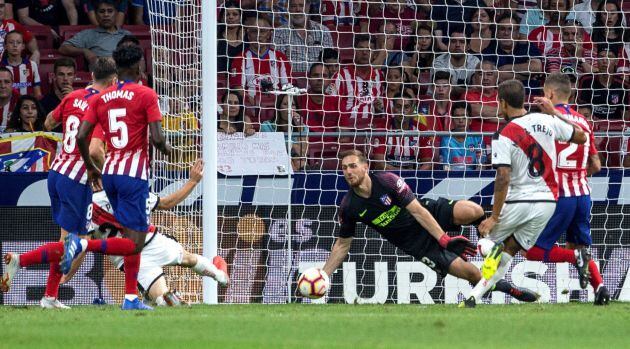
left=151, top=0, right=630, bottom=304
left=147, top=0, right=205, bottom=304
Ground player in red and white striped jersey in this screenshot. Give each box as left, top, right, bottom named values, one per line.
left=47, top=88, right=106, bottom=184
left=229, top=16, right=291, bottom=106
left=19, top=58, right=117, bottom=309
left=553, top=107, right=599, bottom=197
left=1, top=30, right=41, bottom=98
left=462, top=79, right=587, bottom=307
left=71, top=45, right=172, bottom=310
left=2, top=160, right=228, bottom=309
left=332, top=35, right=383, bottom=129
left=524, top=73, right=609, bottom=305
left=0, top=66, right=18, bottom=132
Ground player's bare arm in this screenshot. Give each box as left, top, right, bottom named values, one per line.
left=405, top=199, right=447, bottom=241
left=534, top=96, right=587, bottom=144
left=586, top=154, right=601, bottom=176
left=479, top=166, right=511, bottom=236
left=149, top=121, right=172, bottom=156
left=157, top=159, right=204, bottom=210
left=76, top=120, right=103, bottom=192
left=44, top=112, right=60, bottom=131
left=89, top=138, right=106, bottom=171
left=322, top=237, right=353, bottom=276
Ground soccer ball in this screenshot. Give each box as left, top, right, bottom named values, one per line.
left=297, top=268, right=330, bottom=299
left=477, top=238, right=496, bottom=257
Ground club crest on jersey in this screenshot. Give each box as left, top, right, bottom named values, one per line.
left=611, top=94, right=619, bottom=104
left=380, top=194, right=392, bottom=206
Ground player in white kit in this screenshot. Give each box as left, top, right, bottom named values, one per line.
left=461, top=80, right=587, bottom=307
left=69, top=159, right=229, bottom=306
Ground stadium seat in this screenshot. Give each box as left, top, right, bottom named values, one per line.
left=417, top=71, right=431, bottom=95
left=72, top=71, right=92, bottom=89
left=217, top=72, right=228, bottom=89
left=122, top=25, right=151, bottom=40
left=25, top=25, right=54, bottom=49
left=144, top=47, right=153, bottom=75
left=259, top=94, right=276, bottom=108
left=335, top=32, right=355, bottom=48
left=40, top=63, right=55, bottom=93
left=38, top=49, right=84, bottom=71
left=599, top=136, right=623, bottom=168
left=307, top=142, right=341, bottom=170
left=593, top=120, right=627, bottom=132
left=59, top=25, right=94, bottom=41
left=258, top=107, right=275, bottom=123
left=39, top=49, right=63, bottom=64
left=339, top=47, right=354, bottom=63
left=40, top=62, right=55, bottom=77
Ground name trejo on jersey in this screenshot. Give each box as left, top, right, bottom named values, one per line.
left=530, top=124, right=553, bottom=137
left=101, top=90, right=135, bottom=103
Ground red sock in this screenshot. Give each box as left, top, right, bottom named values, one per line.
left=19, top=242, right=64, bottom=267
left=87, top=238, right=136, bottom=256
left=123, top=254, right=140, bottom=295
left=526, top=246, right=576, bottom=263
left=45, top=263, right=62, bottom=298
left=589, top=260, right=603, bottom=290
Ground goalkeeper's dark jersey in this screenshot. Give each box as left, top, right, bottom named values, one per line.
left=337, top=172, right=430, bottom=255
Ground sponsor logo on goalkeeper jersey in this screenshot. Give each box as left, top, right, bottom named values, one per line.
left=359, top=209, right=367, bottom=217
left=371, top=206, right=400, bottom=227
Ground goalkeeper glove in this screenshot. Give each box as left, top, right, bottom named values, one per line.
left=438, top=234, right=477, bottom=261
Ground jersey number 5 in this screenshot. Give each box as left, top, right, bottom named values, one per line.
left=108, top=108, right=129, bottom=149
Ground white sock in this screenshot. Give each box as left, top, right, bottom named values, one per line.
left=470, top=252, right=513, bottom=302
left=79, top=239, right=88, bottom=251
left=124, top=294, right=138, bottom=301
left=192, top=256, right=220, bottom=277
left=154, top=295, right=166, bottom=307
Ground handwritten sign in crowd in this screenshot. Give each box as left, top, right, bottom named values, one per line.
left=217, top=132, right=292, bottom=175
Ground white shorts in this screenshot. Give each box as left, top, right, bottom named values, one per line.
left=488, top=201, right=556, bottom=250
left=109, top=233, right=185, bottom=291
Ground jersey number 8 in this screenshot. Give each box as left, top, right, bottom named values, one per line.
left=527, top=143, right=545, bottom=178
left=63, top=115, right=81, bottom=153
left=108, top=108, right=129, bottom=149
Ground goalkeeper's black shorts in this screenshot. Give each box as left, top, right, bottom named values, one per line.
left=420, top=197, right=460, bottom=232
left=409, top=234, right=459, bottom=276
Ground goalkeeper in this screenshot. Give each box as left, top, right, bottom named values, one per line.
left=321, top=150, right=538, bottom=302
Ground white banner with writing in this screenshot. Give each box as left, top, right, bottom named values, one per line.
left=217, top=132, right=292, bottom=175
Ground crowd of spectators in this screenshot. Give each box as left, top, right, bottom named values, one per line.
left=218, top=0, right=630, bottom=170
left=0, top=0, right=628, bottom=172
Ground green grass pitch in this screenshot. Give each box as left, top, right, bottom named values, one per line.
left=1, top=303, right=628, bottom=349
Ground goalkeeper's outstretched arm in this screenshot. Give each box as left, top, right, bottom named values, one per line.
left=322, top=237, right=353, bottom=276
left=157, top=159, right=203, bottom=210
